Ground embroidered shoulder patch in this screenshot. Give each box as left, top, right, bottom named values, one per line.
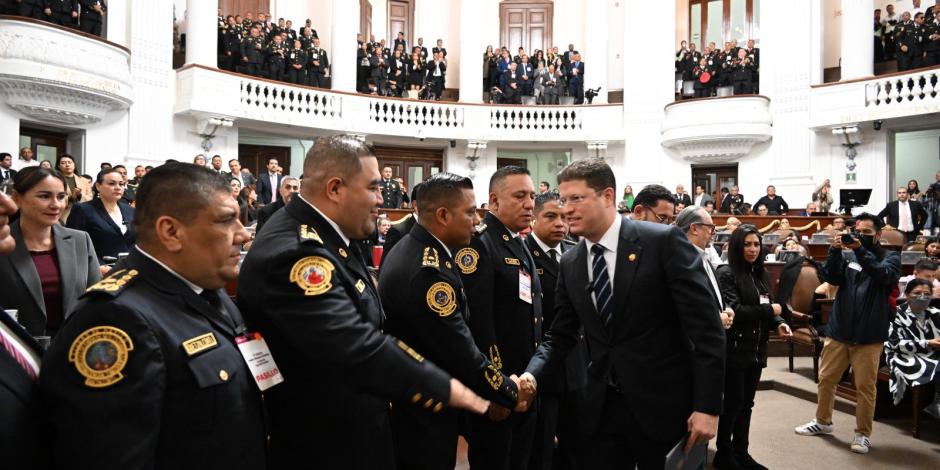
left=289, top=256, right=335, bottom=296
left=422, top=247, right=440, bottom=269
left=84, top=269, right=139, bottom=296
left=484, top=363, right=504, bottom=390
left=298, top=224, right=323, bottom=244
left=68, top=326, right=134, bottom=388
left=456, top=248, right=479, bottom=274
left=426, top=282, right=457, bottom=317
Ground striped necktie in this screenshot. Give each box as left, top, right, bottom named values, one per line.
left=591, top=244, right=614, bottom=326
left=0, top=329, right=37, bottom=381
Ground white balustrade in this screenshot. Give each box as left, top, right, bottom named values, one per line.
left=175, top=65, right=624, bottom=142
left=810, top=66, right=940, bottom=128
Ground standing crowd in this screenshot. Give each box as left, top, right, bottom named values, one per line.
left=675, top=39, right=759, bottom=99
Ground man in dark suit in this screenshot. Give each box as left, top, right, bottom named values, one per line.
left=380, top=173, right=529, bottom=470
left=255, top=176, right=299, bottom=233
left=380, top=182, right=421, bottom=265
left=380, top=166, right=403, bottom=209
left=717, top=187, right=731, bottom=213
left=238, top=135, right=489, bottom=469
left=502, top=62, right=522, bottom=104
left=520, top=159, right=726, bottom=469
left=0, top=191, right=49, bottom=470
left=456, top=166, right=543, bottom=469
left=257, top=157, right=285, bottom=205
left=41, top=163, right=268, bottom=469
left=567, top=53, right=585, bottom=104
left=394, top=31, right=407, bottom=56
left=0, top=152, right=16, bottom=185
left=78, top=0, right=105, bottom=36
left=227, top=159, right=255, bottom=187
left=45, top=0, right=79, bottom=27
left=878, top=186, right=928, bottom=242
left=674, top=184, right=693, bottom=208
left=524, top=191, right=588, bottom=470
left=722, top=185, right=745, bottom=215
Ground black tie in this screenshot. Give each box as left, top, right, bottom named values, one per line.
left=548, top=248, right=558, bottom=262
left=590, top=244, right=614, bottom=326
left=199, top=289, right=236, bottom=330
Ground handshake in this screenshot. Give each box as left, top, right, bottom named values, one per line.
left=485, top=373, right=539, bottom=422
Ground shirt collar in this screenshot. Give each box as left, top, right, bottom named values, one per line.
left=585, top=214, right=621, bottom=254
left=298, top=194, right=350, bottom=247
left=530, top=232, right=559, bottom=254
left=428, top=232, right=452, bottom=258
left=135, top=246, right=204, bottom=294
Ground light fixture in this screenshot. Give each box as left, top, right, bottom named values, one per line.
left=466, top=141, right=487, bottom=178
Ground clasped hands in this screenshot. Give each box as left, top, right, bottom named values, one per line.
left=486, top=373, right=538, bottom=421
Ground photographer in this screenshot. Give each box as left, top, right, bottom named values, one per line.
left=795, top=213, right=901, bottom=455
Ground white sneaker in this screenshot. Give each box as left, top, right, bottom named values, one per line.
left=794, top=419, right=834, bottom=436
left=850, top=433, right=871, bottom=454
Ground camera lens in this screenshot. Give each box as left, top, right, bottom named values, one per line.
left=841, top=234, right=854, bottom=245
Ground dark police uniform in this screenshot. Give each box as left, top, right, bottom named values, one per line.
left=222, top=23, right=244, bottom=72
left=380, top=223, right=520, bottom=470
left=40, top=248, right=267, bottom=470
left=78, top=0, right=105, bottom=36
left=380, top=177, right=403, bottom=209
left=286, top=45, right=306, bottom=85
left=237, top=196, right=453, bottom=470
left=47, top=0, right=78, bottom=27
left=925, top=18, right=940, bottom=66
left=265, top=40, right=288, bottom=81
left=897, top=20, right=916, bottom=71
left=732, top=56, right=755, bottom=94
left=457, top=211, right=542, bottom=469
left=306, top=45, right=330, bottom=88
left=0, top=309, right=48, bottom=470
left=240, top=34, right=266, bottom=77
left=523, top=235, right=588, bottom=470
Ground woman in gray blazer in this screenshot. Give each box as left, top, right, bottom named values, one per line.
left=0, top=167, right=100, bottom=338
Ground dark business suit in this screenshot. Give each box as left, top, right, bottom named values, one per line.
left=65, top=198, right=135, bottom=263
left=379, top=213, right=415, bottom=265
left=0, top=222, right=101, bottom=337
left=567, top=61, right=584, bottom=104
left=0, top=167, right=16, bottom=184
left=0, top=310, right=49, bottom=470
left=255, top=198, right=285, bottom=234
left=524, top=235, right=588, bottom=470
left=877, top=199, right=927, bottom=241
left=526, top=217, right=726, bottom=469
left=674, top=193, right=693, bottom=207
left=257, top=172, right=285, bottom=205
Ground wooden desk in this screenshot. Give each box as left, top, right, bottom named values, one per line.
left=712, top=215, right=838, bottom=236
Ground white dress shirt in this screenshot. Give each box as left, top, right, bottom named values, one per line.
left=137, top=246, right=203, bottom=294
left=898, top=200, right=914, bottom=232
left=11, top=158, right=39, bottom=171
left=585, top=214, right=622, bottom=292
left=695, top=245, right=723, bottom=310
left=529, top=232, right=561, bottom=259
left=268, top=173, right=279, bottom=203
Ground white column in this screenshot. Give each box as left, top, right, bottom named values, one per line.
left=583, top=0, right=609, bottom=103
left=106, top=0, right=129, bottom=47
left=331, top=0, right=360, bottom=92
left=459, top=0, right=484, bottom=103
left=0, top=111, right=19, bottom=159
left=184, top=0, right=218, bottom=67
left=840, top=0, right=874, bottom=80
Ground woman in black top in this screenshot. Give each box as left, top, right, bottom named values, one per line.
left=407, top=51, right=425, bottom=92
left=714, top=224, right=792, bottom=470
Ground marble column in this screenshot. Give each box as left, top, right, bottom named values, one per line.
left=840, top=0, right=875, bottom=80
left=330, top=0, right=360, bottom=92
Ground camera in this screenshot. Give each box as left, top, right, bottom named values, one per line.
left=840, top=233, right=855, bottom=245
left=584, top=87, right=602, bottom=104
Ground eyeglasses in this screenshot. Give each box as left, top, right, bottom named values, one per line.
left=653, top=212, right=676, bottom=224
left=693, top=222, right=716, bottom=233
left=558, top=190, right=601, bottom=207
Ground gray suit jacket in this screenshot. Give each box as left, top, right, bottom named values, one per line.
left=695, top=193, right=715, bottom=207
left=0, top=222, right=101, bottom=336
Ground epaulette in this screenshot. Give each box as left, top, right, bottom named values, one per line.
left=82, top=268, right=140, bottom=298
left=421, top=246, right=440, bottom=269
left=475, top=223, right=488, bottom=234
left=391, top=213, right=413, bottom=226
left=298, top=224, right=323, bottom=245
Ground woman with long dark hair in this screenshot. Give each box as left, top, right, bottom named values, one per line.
left=908, top=179, right=923, bottom=202
left=713, top=224, right=792, bottom=470
left=66, top=168, right=135, bottom=263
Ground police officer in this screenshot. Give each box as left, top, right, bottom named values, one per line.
left=925, top=12, right=940, bottom=66
left=40, top=163, right=268, bottom=469
left=913, top=12, right=927, bottom=69
left=380, top=173, right=530, bottom=470
left=241, top=26, right=266, bottom=77
left=221, top=15, right=243, bottom=72
left=286, top=39, right=306, bottom=85
left=457, top=165, right=543, bottom=469
left=523, top=191, right=588, bottom=470
left=731, top=48, right=755, bottom=94
left=237, top=135, right=489, bottom=469
left=306, top=36, right=330, bottom=88
left=380, top=166, right=403, bottom=209
left=265, top=34, right=288, bottom=81
left=78, top=0, right=105, bottom=37
left=44, top=0, right=79, bottom=27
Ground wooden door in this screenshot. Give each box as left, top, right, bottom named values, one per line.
left=237, top=144, right=291, bottom=184
left=20, top=127, right=68, bottom=170
left=374, top=145, right=444, bottom=195
left=500, top=1, right=552, bottom=53
left=692, top=163, right=738, bottom=210
left=497, top=157, right=528, bottom=169
left=388, top=0, right=413, bottom=46
left=218, top=0, right=270, bottom=17
left=360, top=0, right=372, bottom=40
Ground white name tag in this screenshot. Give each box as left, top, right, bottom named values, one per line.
left=848, top=262, right=863, bottom=272
left=519, top=270, right=532, bottom=304
left=236, top=332, right=284, bottom=391
left=759, top=295, right=770, bottom=305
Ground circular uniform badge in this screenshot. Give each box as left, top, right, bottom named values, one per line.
left=426, top=282, right=457, bottom=317
left=484, top=363, right=504, bottom=390
left=68, top=326, right=134, bottom=388
left=290, top=256, right=335, bottom=296
left=455, top=248, right=479, bottom=274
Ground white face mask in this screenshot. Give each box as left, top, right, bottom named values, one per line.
left=909, top=295, right=930, bottom=313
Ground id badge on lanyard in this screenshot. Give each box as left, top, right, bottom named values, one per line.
left=235, top=332, right=284, bottom=391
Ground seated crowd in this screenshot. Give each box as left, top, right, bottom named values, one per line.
left=675, top=38, right=759, bottom=99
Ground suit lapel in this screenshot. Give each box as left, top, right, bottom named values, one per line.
left=609, top=218, right=642, bottom=332
left=9, top=223, right=45, bottom=317
left=52, top=226, right=78, bottom=318
left=93, top=199, right=123, bottom=235
left=525, top=235, right=559, bottom=279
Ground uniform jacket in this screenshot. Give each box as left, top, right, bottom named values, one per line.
left=40, top=249, right=267, bottom=470
left=0, top=310, right=49, bottom=470
left=380, top=224, right=519, bottom=466
left=237, top=197, right=452, bottom=469
left=458, top=212, right=543, bottom=377
left=380, top=178, right=403, bottom=209
left=0, top=222, right=100, bottom=337
left=525, top=217, right=726, bottom=441
left=65, top=198, right=135, bottom=262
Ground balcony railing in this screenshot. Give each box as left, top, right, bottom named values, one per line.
left=175, top=65, right=623, bottom=142
left=661, top=95, right=773, bottom=163
left=809, top=65, right=940, bottom=128
left=0, top=16, right=132, bottom=125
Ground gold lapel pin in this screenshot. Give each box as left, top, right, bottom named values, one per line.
left=502, top=234, right=510, bottom=241
left=339, top=248, right=348, bottom=258
left=628, top=253, right=637, bottom=262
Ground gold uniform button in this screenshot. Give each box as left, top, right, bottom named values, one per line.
left=424, top=399, right=434, bottom=408
left=433, top=402, right=444, bottom=413
left=219, top=370, right=229, bottom=381
left=411, top=393, right=422, bottom=403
